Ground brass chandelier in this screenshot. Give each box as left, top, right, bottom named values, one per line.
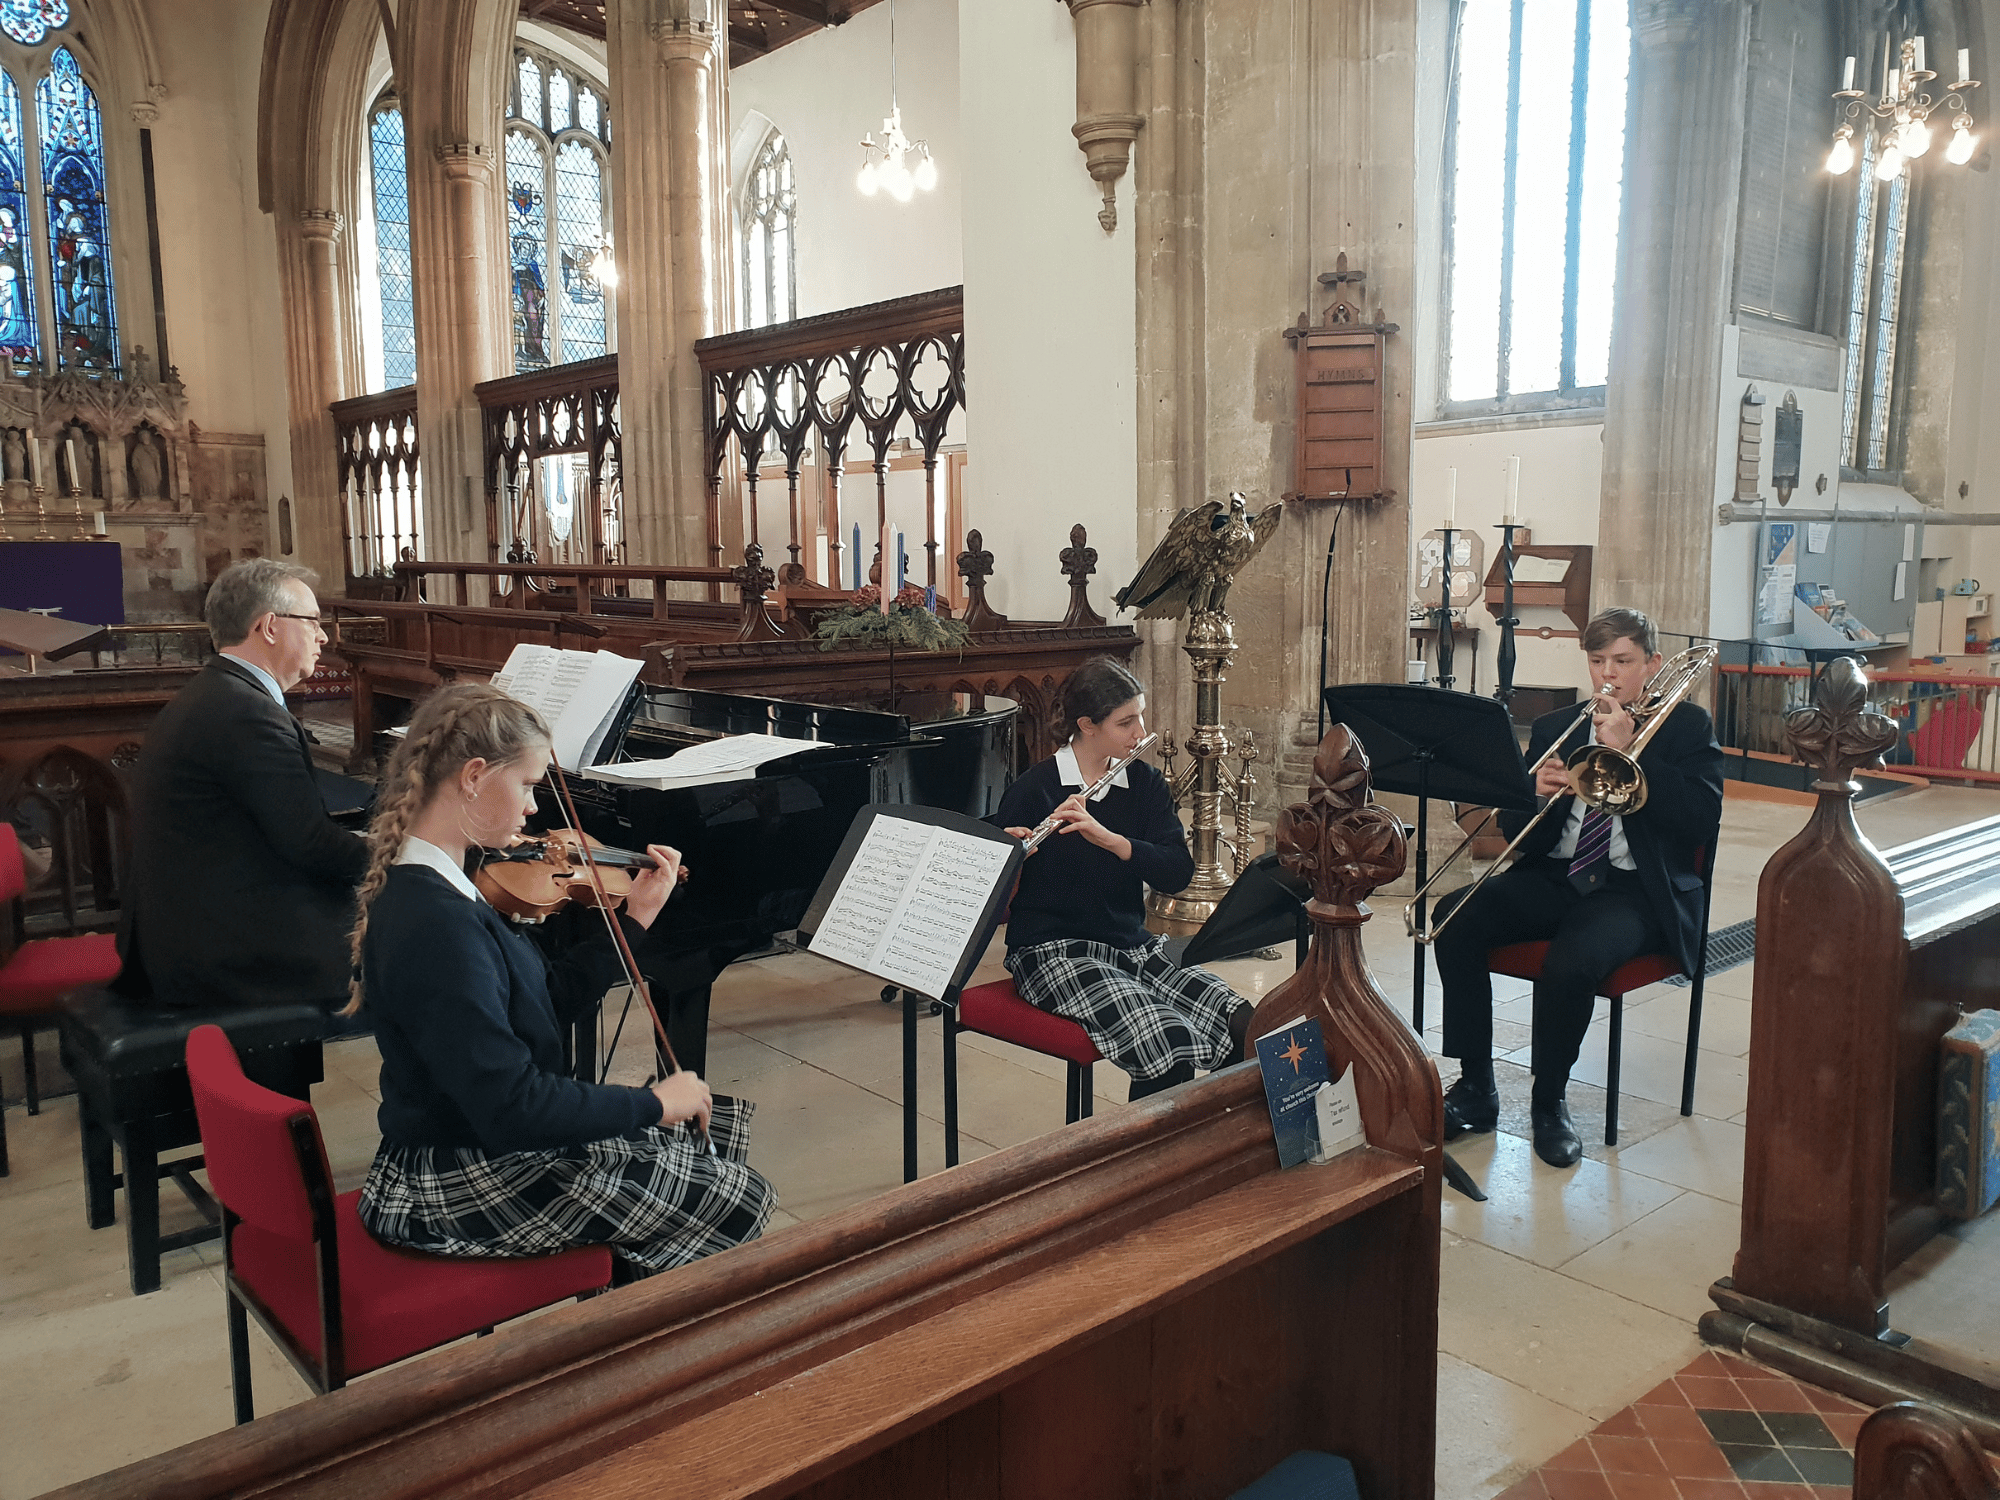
left=1826, top=34, right=1981, bottom=177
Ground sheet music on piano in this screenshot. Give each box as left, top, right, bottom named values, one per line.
left=800, top=806, right=1024, bottom=1002
left=490, top=644, right=643, bottom=770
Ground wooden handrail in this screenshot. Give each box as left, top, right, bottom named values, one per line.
left=391, top=561, right=734, bottom=584
left=328, top=384, right=418, bottom=425
left=693, top=285, right=963, bottom=371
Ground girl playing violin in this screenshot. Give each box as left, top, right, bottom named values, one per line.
left=346, top=682, right=774, bottom=1280
left=998, top=658, right=1255, bottom=1101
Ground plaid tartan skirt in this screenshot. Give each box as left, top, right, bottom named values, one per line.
left=1006, top=935, right=1243, bottom=1082
left=358, top=1096, right=776, bottom=1277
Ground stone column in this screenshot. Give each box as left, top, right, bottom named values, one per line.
left=292, top=208, right=348, bottom=580
left=1597, top=0, right=1750, bottom=636
left=607, top=0, right=733, bottom=570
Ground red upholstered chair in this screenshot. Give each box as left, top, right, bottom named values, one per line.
left=0, top=822, right=121, bottom=1136
left=184, top=1024, right=613, bottom=1424
left=941, top=978, right=1102, bottom=1167
left=1485, top=847, right=1715, bottom=1147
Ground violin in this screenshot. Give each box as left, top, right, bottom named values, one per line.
left=473, top=828, right=691, bottom=923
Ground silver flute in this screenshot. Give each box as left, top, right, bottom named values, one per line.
left=1023, top=733, right=1161, bottom=850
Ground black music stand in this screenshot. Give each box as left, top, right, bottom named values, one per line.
left=1169, top=852, right=1311, bottom=970
left=1321, top=685, right=1535, bottom=1036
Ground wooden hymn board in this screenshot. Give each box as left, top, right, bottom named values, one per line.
left=798, top=804, right=1024, bottom=1004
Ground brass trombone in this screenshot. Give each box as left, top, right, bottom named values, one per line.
left=1403, top=644, right=1718, bottom=944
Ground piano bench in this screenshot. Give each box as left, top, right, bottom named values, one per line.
left=58, top=989, right=327, bottom=1296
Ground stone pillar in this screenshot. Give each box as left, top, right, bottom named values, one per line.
left=607, top=0, right=733, bottom=569
left=1597, top=0, right=1750, bottom=637
left=292, top=208, right=348, bottom=580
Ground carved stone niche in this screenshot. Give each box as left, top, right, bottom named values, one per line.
left=0, top=347, right=189, bottom=511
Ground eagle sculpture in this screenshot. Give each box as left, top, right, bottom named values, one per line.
left=1113, top=492, right=1284, bottom=620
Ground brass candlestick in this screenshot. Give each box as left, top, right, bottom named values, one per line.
left=66, top=482, right=88, bottom=541
left=29, top=480, right=53, bottom=540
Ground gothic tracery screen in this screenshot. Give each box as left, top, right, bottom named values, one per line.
left=1443, top=0, right=1628, bottom=409
left=742, top=131, right=795, bottom=329
left=502, top=42, right=611, bottom=372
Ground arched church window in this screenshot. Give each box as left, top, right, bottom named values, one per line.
left=742, top=131, right=795, bottom=329
left=0, top=2, right=67, bottom=47
left=1442, top=0, right=1629, bottom=409
left=1837, top=130, right=1909, bottom=475
left=366, top=95, right=415, bottom=389
left=37, top=45, right=115, bottom=370
left=0, top=69, right=40, bottom=361
left=502, top=43, right=612, bottom=372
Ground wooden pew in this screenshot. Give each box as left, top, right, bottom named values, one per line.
left=49, top=725, right=1442, bottom=1500
left=1704, top=657, right=2000, bottom=1425
left=1855, top=1404, right=2000, bottom=1500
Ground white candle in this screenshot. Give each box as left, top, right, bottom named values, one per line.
left=93, top=510, right=104, bottom=535
left=1842, top=55, right=1856, bottom=90
left=1883, top=34, right=1895, bottom=97
left=1445, top=467, right=1457, bottom=530
left=1960, top=48, right=1971, bottom=83
left=28, top=435, right=41, bottom=488
left=1888, top=67, right=1900, bottom=98
left=65, top=437, right=77, bottom=491
left=1914, top=36, right=1925, bottom=75
left=1504, top=455, right=1521, bottom=523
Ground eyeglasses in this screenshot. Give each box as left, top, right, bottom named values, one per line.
left=272, top=612, right=325, bottom=627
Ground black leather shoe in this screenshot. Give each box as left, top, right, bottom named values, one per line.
left=1530, top=1099, right=1582, bottom=1168
left=1441, top=1076, right=1499, bottom=1141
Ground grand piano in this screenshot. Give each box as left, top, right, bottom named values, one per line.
left=534, top=683, right=1017, bottom=1075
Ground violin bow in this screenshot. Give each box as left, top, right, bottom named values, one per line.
left=545, top=762, right=715, bottom=1156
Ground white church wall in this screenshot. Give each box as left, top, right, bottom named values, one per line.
left=728, top=0, right=963, bottom=321
left=958, top=1, right=1136, bottom=623
left=1412, top=419, right=1605, bottom=699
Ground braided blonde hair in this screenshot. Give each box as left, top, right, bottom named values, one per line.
left=343, top=682, right=551, bottom=1014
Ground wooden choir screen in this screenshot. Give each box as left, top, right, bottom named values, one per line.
left=329, top=385, right=420, bottom=595
left=475, top=354, right=622, bottom=571
left=695, top=285, right=964, bottom=593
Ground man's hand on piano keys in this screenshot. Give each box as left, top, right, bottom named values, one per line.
left=624, top=844, right=685, bottom=930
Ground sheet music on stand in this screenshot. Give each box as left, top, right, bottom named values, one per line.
left=797, top=804, right=1024, bottom=1003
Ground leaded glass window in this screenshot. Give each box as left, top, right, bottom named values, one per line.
left=0, top=70, right=38, bottom=360
left=742, top=132, right=795, bottom=330
left=0, top=1, right=66, bottom=47
left=368, top=97, right=414, bottom=389
left=1443, top=0, right=1630, bottom=409
left=502, top=43, right=612, bottom=372
left=36, top=46, right=114, bottom=371
left=1839, top=135, right=1910, bottom=474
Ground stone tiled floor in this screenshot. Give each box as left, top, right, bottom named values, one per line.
left=0, top=780, right=1994, bottom=1497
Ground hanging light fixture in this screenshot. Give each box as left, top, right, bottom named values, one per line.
left=856, top=0, right=937, bottom=203
left=1827, top=34, right=1981, bottom=177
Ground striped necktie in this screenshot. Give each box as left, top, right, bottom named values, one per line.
left=1567, top=805, right=1614, bottom=894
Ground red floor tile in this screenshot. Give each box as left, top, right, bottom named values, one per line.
left=1804, top=1387, right=1868, bottom=1417
left=1652, top=1438, right=1738, bottom=1482
left=1810, top=1488, right=1852, bottom=1499
left=1495, top=1476, right=1551, bottom=1500
left=1679, top=1376, right=1752, bottom=1409
left=1684, top=1352, right=1740, bottom=1378
left=1736, top=1378, right=1821, bottom=1414
left=1592, top=1437, right=1669, bottom=1477
left=1742, top=1484, right=1813, bottom=1497
left=1638, top=1405, right=1718, bottom=1444
left=1544, top=1471, right=1618, bottom=1500
left=1546, top=1440, right=1604, bottom=1473
left=1640, top=1379, right=1693, bottom=1407
left=1594, top=1407, right=1649, bottom=1439
left=1821, top=1414, right=1865, bottom=1449
left=1606, top=1475, right=1679, bottom=1500
left=1674, top=1480, right=1748, bottom=1500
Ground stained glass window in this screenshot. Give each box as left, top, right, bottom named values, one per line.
left=1839, top=129, right=1910, bottom=475
left=0, top=70, right=39, bottom=360
left=1443, top=0, right=1629, bottom=408
left=742, top=133, right=795, bottom=329
left=369, top=100, right=414, bottom=388
left=0, top=1, right=67, bottom=47
left=502, top=44, right=612, bottom=370
left=37, top=47, right=115, bottom=371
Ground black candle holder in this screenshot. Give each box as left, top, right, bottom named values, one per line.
left=1433, top=524, right=1456, bottom=691
left=1494, top=521, right=1526, bottom=715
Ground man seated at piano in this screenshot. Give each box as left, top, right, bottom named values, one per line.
left=117, top=558, right=369, bottom=1019
left=998, top=658, right=1256, bottom=1101
left=1433, top=608, right=1724, bottom=1169
left=346, top=682, right=775, bottom=1282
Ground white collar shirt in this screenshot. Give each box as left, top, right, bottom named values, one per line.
left=395, top=836, right=485, bottom=903
left=1547, top=718, right=1636, bottom=871
left=1055, top=742, right=1130, bottom=802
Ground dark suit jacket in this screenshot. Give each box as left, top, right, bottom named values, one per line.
left=116, top=656, right=370, bottom=1008
left=1499, top=700, right=1726, bottom=974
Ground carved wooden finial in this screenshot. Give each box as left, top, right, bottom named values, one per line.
left=731, top=542, right=783, bottom=642
left=957, top=528, right=1009, bottom=632
left=1060, top=523, right=1106, bottom=629
left=1274, top=725, right=1408, bottom=914
left=1785, top=657, right=1899, bottom=792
